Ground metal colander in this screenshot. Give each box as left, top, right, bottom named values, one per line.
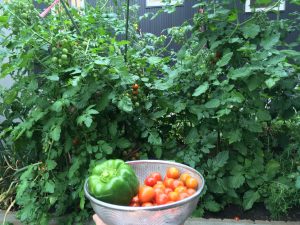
left=84, top=160, right=205, bottom=225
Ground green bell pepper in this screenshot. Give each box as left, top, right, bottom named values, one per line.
left=88, top=159, right=139, bottom=205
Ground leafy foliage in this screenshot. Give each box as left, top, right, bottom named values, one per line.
left=0, top=0, right=300, bottom=224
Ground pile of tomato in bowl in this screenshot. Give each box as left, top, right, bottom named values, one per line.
left=130, top=166, right=200, bottom=207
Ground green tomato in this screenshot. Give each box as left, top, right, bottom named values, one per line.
left=61, top=54, right=68, bottom=60
left=62, top=48, right=68, bottom=54
left=52, top=47, right=57, bottom=52
left=51, top=57, right=58, bottom=63
left=135, top=102, right=140, bottom=107
left=62, top=38, right=68, bottom=45
left=58, top=59, right=63, bottom=64
left=82, top=41, right=88, bottom=46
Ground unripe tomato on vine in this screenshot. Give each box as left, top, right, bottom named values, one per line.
left=133, top=90, right=138, bottom=95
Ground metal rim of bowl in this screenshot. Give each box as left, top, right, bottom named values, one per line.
left=84, top=160, right=205, bottom=211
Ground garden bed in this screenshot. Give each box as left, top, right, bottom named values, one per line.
left=1, top=209, right=300, bottom=225
left=204, top=203, right=300, bottom=222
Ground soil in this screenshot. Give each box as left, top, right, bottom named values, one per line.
left=204, top=203, right=300, bottom=222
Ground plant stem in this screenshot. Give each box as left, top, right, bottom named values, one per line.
left=234, top=0, right=240, bottom=24
left=60, top=0, right=81, bottom=35
left=3, top=199, right=16, bottom=225
left=125, top=0, right=130, bottom=62
left=13, top=162, right=42, bottom=176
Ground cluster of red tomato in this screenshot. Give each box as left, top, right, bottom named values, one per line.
left=129, top=167, right=199, bottom=207
left=132, top=84, right=139, bottom=95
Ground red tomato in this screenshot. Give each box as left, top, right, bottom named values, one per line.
left=163, top=177, right=175, bottom=189
left=185, top=177, right=198, bottom=189
left=144, top=177, right=157, bottom=187
left=150, top=172, right=162, bottom=182
left=164, top=188, right=173, bottom=195
left=178, top=192, right=189, bottom=200
left=142, top=202, right=153, bottom=207
left=129, top=202, right=140, bottom=207
left=131, top=195, right=139, bottom=203
left=155, top=193, right=169, bottom=205
left=180, top=173, right=191, bottom=184
left=138, top=186, right=155, bottom=203
left=234, top=216, right=240, bottom=221
left=166, top=167, right=180, bottom=179
left=168, top=191, right=179, bottom=202
left=170, top=180, right=184, bottom=190
left=132, top=84, right=139, bottom=90
left=186, top=188, right=196, bottom=196
left=153, top=183, right=165, bottom=190
left=166, top=201, right=175, bottom=204
left=153, top=188, right=164, bottom=198
left=174, top=186, right=187, bottom=194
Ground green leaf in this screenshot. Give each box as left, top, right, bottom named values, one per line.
left=118, top=96, right=133, bottom=112
left=174, top=101, right=186, bottom=113
left=186, top=127, right=199, bottom=144
left=247, top=76, right=264, bottom=91
left=51, top=100, right=63, bottom=112
left=261, top=32, right=280, bottom=50
left=44, top=180, right=55, bottom=193
left=98, top=92, right=113, bottom=112
left=117, top=138, right=131, bottom=149
left=193, top=82, right=209, bottom=97
left=46, top=160, right=57, bottom=170
left=150, top=109, right=167, bottom=120
left=204, top=200, right=221, bottom=212
left=101, top=142, right=113, bottom=154
left=109, top=121, right=117, bottom=137
left=50, top=126, right=61, bottom=141
left=243, top=190, right=260, bottom=210
left=205, top=99, right=220, bottom=109
left=147, top=56, right=162, bottom=65
left=94, top=57, right=110, bottom=65
left=228, top=174, right=245, bottom=189
left=68, top=157, right=81, bottom=179
left=47, top=74, right=59, bottom=81
left=189, top=105, right=204, bottom=120
left=296, top=176, right=300, bottom=189
left=0, top=16, right=8, bottom=23
left=213, top=151, right=229, bottom=168
left=154, top=147, right=162, bottom=159
left=257, top=110, right=271, bottom=121
left=148, top=131, right=162, bottom=146
left=229, top=67, right=252, bottom=80
left=216, top=52, right=233, bottom=67
left=265, top=77, right=279, bottom=88
left=266, top=160, right=280, bottom=179
left=226, top=129, right=242, bottom=144
left=241, top=23, right=260, bottom=39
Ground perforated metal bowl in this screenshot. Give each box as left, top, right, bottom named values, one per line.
left=84, top=160, right=205, bottom=225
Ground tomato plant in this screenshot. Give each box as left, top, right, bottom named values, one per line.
left=0, top=0, right=300, bottom=223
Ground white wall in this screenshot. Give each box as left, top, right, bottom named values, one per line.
left=0, top=0, right=13, bottom=123
left=0, top=0, right=14, bottom=90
